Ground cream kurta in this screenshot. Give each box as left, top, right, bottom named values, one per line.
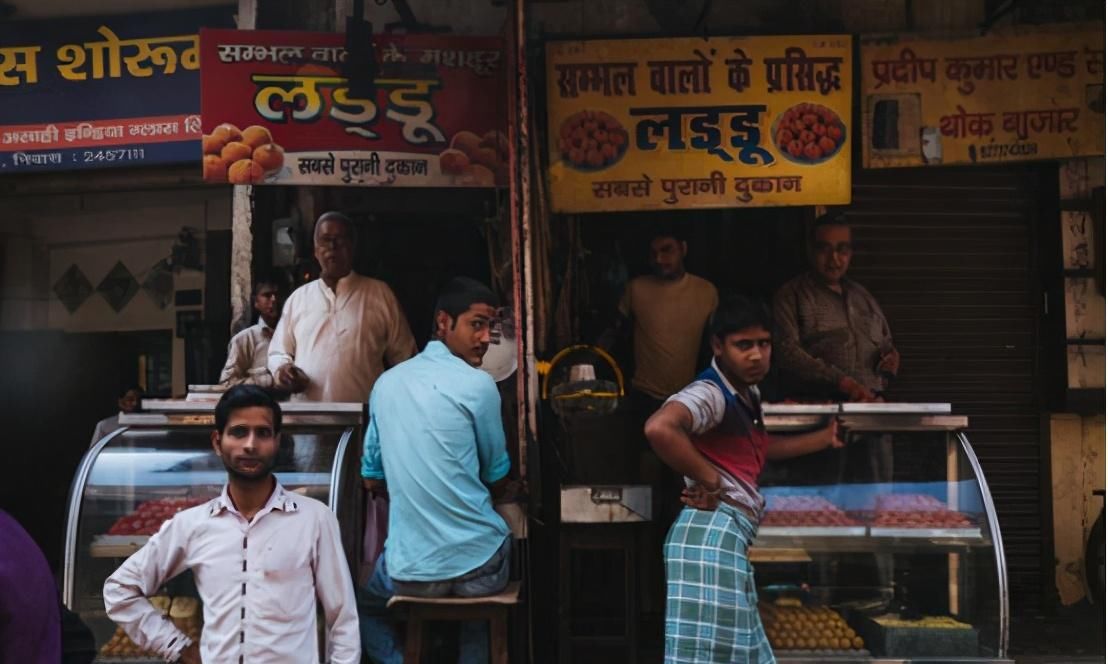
left=268, top=273, right=417, bottom=403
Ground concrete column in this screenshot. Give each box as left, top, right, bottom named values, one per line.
left=229, top=0, right=259, bottom=334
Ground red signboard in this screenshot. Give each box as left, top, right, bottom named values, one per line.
left=199, top=29, right=507, bottom=187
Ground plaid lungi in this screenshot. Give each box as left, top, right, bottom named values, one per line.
left=664, top=504, right=775, bottom=663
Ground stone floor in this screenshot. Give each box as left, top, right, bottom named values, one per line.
left=1009, top=601, right=1106, bottom=661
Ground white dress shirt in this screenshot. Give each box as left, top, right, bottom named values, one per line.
left=219, top=320, right=275, bottom=387
left=103, top=482, right=361, bottom=664
left=90, top=414, right=122, bottom=447
left=268, top=272, right=416, bottom=403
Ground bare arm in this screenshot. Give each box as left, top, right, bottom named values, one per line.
left=597, top=283, right=633, bottom=351
left=766, top=419, right=844, bottom=461
left=644, top=402, right=720, bottom=490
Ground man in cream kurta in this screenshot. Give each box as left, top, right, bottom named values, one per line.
left=268, top=212, right=417, bottom=403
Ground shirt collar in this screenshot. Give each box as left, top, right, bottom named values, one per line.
left=423, top=339, right=471, bottom=367
left=208, top=480, right=300, bottom=518
left=256, top=318, right=274, bottom=333
left=710, top=358, right=740, bottom=396
left=710, top=358, right=761, bottom=402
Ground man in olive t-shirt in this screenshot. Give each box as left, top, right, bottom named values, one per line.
left=603, top=226, right=718, bottom=421
left=599, top=224, right=718, bottom=624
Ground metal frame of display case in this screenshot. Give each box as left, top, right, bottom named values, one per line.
left=63, top=400, right=363, bottom=611
left=756, top=403, right=1011, bottom=664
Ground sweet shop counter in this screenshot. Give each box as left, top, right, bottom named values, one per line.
left=751, top=404, right=1011, bottom=663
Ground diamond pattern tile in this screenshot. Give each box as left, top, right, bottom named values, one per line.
left=96, top=261, right=139, bottom=313
left=53, top=264, right=93, bottom=314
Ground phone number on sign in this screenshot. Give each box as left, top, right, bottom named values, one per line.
left=82, top=148, right=146, bottom=163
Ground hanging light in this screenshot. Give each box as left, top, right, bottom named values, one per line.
left=342, top=0, right=377, bottom=100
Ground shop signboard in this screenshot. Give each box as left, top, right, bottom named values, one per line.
left=199, top=29, right=507, bottom=187
left=545, top=35, right=852, bottom=213
left=0, top=8, right=234, bottom=173
left=861, top=24, right=1105, bottom=168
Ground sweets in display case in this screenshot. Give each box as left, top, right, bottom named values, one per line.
left=759, top=598, right=866, bottom=654
left=98, top=595, right=201, bottom=659
left=761, top=495, right=862, bottom=528
left=867, top=494, right=976, bottom=529
left=105, top=498, right=208, bottom=537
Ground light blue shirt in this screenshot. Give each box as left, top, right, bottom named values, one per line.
left=362, top=340, right=511, bottom=582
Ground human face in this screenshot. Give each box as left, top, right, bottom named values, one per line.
left=314, top=219, right=354, bottom=282
left=649, top=236, right=687, bottom=280
left=118, top=389, right=141, bottom=413
left=211, top=406, right=279, bottom=482
left=809, top=224, right=853, bottom=286
left=438, top=303, right=497, bottom=367
left=711, top=325, right=772, bottom=387
left=254, top=284, right=280, bottom=326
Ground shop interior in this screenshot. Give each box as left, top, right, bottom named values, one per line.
left=527, top=191, right=1029, bottom=661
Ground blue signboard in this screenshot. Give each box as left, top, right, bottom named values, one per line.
left=0, top=6, right=234, bottom=173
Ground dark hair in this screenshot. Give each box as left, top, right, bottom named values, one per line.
left=709, top=294, right=773, bottom=340
left=252, top=273, right=282, bottom=297
left=313, top=211, right=357, bottom=246
left=120, top=385, right=144, bottom=398
left=215, top=385, right=282, bottom=434
left=648, top=221, right=686, bottom=244
left=434, top=277, right=500, bottom=323
left=809, top=211, right=850, bottom=244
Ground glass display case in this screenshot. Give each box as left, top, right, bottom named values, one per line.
left=63, top=399, right=364, bottom=662
left=753, top=403, right=1010, bottom=663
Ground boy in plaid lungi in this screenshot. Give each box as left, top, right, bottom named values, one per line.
left=644, top=295, right=844, bottom=663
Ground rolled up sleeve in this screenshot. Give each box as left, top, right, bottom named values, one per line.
left=103, top=520, right=192, bottom=662
left=473, top=377, right=510, bottom=485
left=361, top=393, right=385, bottom=480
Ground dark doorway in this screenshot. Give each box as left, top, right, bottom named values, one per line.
left=0, top=329, right=172, bottom=572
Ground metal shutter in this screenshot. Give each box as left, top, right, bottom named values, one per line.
left=849, top=165, right=1047, bottom=616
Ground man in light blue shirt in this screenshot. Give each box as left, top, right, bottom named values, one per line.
left=359, top=277, right=514, bottom=664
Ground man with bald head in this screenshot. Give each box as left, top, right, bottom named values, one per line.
left=268, top=211, right=417, bottom=402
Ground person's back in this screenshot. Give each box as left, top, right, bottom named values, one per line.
left=368, top=343, right=509, bottom=582
left=0, top=509, right=62, bottom=664
left=359, top=278, right=513, bottom=663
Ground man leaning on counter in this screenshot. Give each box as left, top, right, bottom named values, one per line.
left=268, top=211, right=417, bottom=403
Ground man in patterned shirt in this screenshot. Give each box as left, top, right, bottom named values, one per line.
left=645, top=295, right=842, bottom=663
left=773, top=212, right=899, bottom=403
left=219, top=275, right=283, bottom=388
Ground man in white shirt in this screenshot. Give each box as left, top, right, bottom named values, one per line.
left=268, top=211, right=417, bottom=402
left=103, top=385, right=361, bottom=664
left=219, top=277, right=282, bottom=388
left=89, top=385, right=142, bottom=447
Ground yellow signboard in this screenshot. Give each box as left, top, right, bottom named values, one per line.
left=861, top=24, right=1105, bottom=168
left=545, top=36, right=852, bottom=213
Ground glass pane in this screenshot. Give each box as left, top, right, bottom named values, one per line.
left=752, top=429, right=1003, bottom=658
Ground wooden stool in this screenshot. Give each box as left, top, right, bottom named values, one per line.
left=387, top=581, right=521, bottom=664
